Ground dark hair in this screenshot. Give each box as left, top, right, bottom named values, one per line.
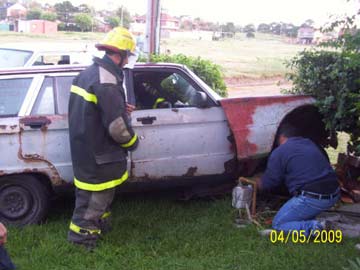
left=278, top=124, right=299, bottom=138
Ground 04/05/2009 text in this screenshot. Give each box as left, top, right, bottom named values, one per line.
left=269, top=230, right=342, bottom=244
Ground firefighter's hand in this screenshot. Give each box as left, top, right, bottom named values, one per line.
left=126, top=103, right=136, bottom=115
left=0, top=222, right=7, bottom=245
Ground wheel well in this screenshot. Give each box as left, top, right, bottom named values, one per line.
left=273, top=104, right=328, bottom=149
left=0, top=173, right=53, bottom=195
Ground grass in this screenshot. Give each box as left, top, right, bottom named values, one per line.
left=5, top=193, right=360, bottom=270
left=161, top=33, right=309, bottom=78
left=0, top=31, right=307, bottom=79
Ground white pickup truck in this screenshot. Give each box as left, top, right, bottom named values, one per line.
left=0, top=63, right=328, bottom=225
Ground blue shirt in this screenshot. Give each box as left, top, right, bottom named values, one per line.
left=261, top=137, right=338, bottom=194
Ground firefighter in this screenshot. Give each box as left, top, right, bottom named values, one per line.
left=67, top=27, right=139, bottom=249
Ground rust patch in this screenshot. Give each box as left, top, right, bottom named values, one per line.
left=19, top=116, right=51, bottom=125
left=183, top=167, right=197, bottom=177
left=19, top=116, right=51, bottom=129
left=17, top=132, right=63, bottom=186
left=0, top=125, right=6, bottom=130
left=220, top=96, right=313, bottom=159
left=0, top=170, right=4, bottom=176
left=10, top=125, right=17, bottom=130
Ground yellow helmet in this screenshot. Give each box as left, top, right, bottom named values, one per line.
left=95, top=27, right=136, bottom=55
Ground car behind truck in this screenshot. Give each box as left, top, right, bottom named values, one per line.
left=0, top=63, right=328, bottom=225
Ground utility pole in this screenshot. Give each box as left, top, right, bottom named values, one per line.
left=120, top=5, right=123, bottom=27
left=146, top=0, right=161, bottom=60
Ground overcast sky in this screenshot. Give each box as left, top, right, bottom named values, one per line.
left=45, top=0, right=359, bottom=26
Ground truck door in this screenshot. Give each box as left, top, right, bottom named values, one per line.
left=128, top=69, right=235, bottom=181
left=19, top=74, right=76, bottom=184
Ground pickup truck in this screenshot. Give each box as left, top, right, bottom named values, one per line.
left=0, top=63, right=327, bottom=225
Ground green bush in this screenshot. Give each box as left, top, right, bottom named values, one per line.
left=139, top=53, right=227, bottom=97
left=286, top=44, right=360, bottom=155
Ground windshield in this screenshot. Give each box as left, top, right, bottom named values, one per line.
left=0, top=49, right=33, bottom=68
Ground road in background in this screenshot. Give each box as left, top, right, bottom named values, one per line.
left=226, top=76, right=291, bottom=97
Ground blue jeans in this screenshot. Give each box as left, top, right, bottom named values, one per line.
left=272, top=194, right=340, bottom=236
left=0, top=245, right=15, bottom=270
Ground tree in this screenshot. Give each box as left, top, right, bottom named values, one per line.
left=75, top=13, right=92, bottom=32
left=302, top=19, right=314, bottom=27
left=116, top=6, right=131, bottom=28
left=287, top=13, right=360, bottom=155
left=282, top=23, right=299, bottom=38
left=269, top=22, right=283, bottom=35
left=243, top=24, right=255, bottom=33
left=257, top=23, right=270, bottom=33
left=243, top=24, right=255, bottom=38
left=246, top=32, right=255, bottom=38
left=106, top=16, right=120, bottom=28
left=26, top=8, right=42, bottom=20
left=222, top=22, right=236, bottom=34
left=54, top=1, right=76, bottom=24
left=41, top=12, right=57, bottom=22
left=78, top=4, right=92, bottom=14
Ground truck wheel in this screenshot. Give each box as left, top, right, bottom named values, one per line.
left=0, top=175, right=50, bottom=226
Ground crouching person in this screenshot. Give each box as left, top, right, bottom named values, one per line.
left=0, top=223, right=15, bottom=270
left=256, top=124, right=340, bottom=236
left=67, top=27, right=139, bottom=250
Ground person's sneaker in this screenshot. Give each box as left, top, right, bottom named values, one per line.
left=258, top=229, right=273, bottom=237
left=319, top=220, right=336, bottom=231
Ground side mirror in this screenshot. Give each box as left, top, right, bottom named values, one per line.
left=191, top=91, right=208, bottom=108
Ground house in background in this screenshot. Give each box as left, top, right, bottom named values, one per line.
left=132, top=11, right=179, bottom=37
left=93, top=17, right=112, bottom=33
left=17, top=19, right=57, bottom=34
left=297, top=26, right=315, bottom=44
left=160, top=12, right=179, bottom=31
left=6, top=3, right=26, bottom=20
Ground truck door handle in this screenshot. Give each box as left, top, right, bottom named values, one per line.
left=21, top=118, right=51, bottom=129
left=136, top=116, right=156, bottom=125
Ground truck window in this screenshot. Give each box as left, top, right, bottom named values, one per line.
left=33, top=54, right=70, bottom=66
left=134, top=71, right=209, bottom=109
left=0, top=78, right=32, bottom=117
left=31, top=77, right=55, bottom=115
left=31, top=76, right=74, bottom=115
left=55, top=76, right=74, bottom=114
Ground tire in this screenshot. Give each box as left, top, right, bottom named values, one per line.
left=0, top=174, right=50, bottom=226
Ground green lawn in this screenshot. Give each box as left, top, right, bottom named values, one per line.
left=5, top=194, right=359, bottom=270
left=161, top=33, right=309, bottom=78
left=1, top=31, right=307, bottom=79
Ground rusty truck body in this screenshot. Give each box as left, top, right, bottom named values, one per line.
left=0, top=63, right=327, bottom=225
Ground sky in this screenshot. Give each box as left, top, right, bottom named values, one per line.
left=44, top=0, right=359, bottom=26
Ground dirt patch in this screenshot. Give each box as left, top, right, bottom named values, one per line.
left=225, top=76, right=292, bottom=98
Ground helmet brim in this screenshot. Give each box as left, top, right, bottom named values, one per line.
left=95, top=44, right=135, bottom=56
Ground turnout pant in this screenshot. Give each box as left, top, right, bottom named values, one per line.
left=68, top=187, right=115, bottom=245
